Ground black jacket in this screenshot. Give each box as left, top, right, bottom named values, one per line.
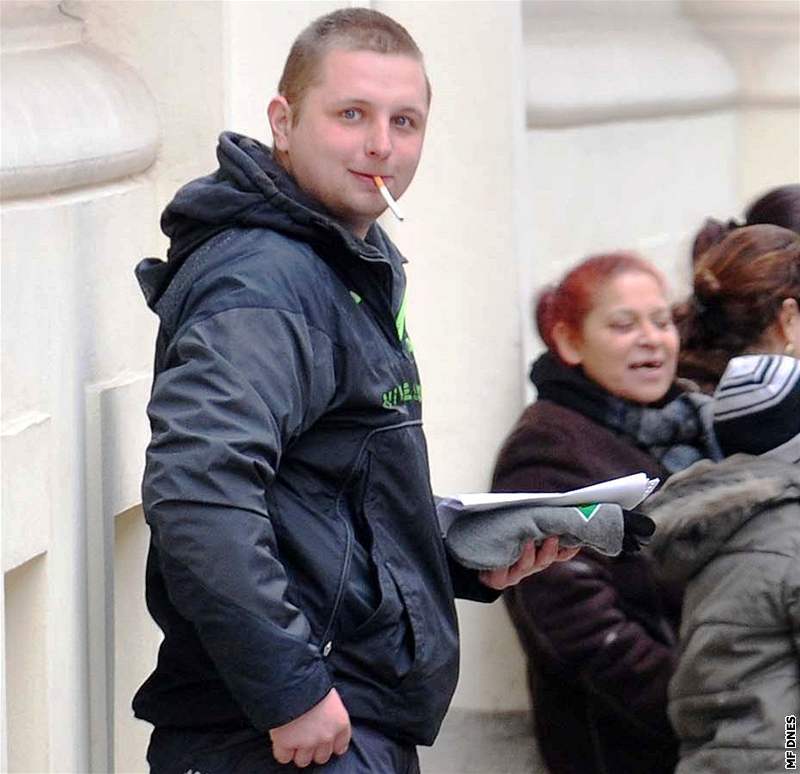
left=132, top=132, right=492, bottom=745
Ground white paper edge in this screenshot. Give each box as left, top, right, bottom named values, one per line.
left=443, top=472, right=659, bottom=513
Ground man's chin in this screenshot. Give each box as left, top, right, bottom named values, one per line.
left=328, top=203, right=386, bottom=236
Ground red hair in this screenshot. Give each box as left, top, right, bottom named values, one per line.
left=535, top=252, right=667, bottom=354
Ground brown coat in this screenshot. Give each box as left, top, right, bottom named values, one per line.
left=493, top=399, right=681, bottom=774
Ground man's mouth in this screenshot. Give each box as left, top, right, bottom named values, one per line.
left=351, top=170, right=392, bottom=183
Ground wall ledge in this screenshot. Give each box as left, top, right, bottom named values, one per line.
left=0, top=2, right=159, bottom=200
left=0, top=0, right=82, bottom=52
left=523, top=0, right=737, bottom=128
left=684, top=0, right=800, bottom=105
left=2, top=412, right=51, bottom=573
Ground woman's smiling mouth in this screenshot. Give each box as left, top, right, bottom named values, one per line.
left=630, top=359, right=665, bottom=371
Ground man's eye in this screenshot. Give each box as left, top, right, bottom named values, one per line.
left=393, top=115, right=413, bottom=128
left=342, top=108, right=361, bottom=120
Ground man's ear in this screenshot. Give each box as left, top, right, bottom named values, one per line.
left=551, top=321, right=583, bottom=366
left=267, top=96, right=292, bottom=152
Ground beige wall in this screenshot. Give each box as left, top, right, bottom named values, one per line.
left=374, top=0, right=530, bottom=711
left=5, top=557, right=49, bottom=773
left=113, top=507, right=160, bottom=774
left=2, top=1, right=798, bottom=771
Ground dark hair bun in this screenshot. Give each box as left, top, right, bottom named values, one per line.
left=744, top=184, right=800, bottom=233
left=691, top=217, right=738, bottom=265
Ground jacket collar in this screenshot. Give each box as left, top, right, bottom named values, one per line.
left=646, top=454, right=800, bottom=582
left=529, top=352, right=716, bottom=474
left=137, top=132, right=408, bottom=321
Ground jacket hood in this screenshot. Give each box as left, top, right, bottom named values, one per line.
left=136, top=131, right=401, bottom=311
left=645, top=455, right=800, bottom=582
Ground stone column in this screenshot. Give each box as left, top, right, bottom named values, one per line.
left=1, top=2, right=159, bottom=771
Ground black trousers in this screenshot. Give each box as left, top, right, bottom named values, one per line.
left=146, top=722, right=420, bottom=774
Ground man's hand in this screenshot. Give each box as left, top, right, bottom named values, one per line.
left=269, top=688, right=351, bottom=768
left=479, top=536, right=579, bottom=590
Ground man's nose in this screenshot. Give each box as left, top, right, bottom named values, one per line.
left=365, top=120, right=392, bottom=159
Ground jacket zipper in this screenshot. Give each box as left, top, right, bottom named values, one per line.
left=318, top=420, right=424, bottom=651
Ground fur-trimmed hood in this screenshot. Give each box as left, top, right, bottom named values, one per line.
left=644, top=455, right=800, bottom=583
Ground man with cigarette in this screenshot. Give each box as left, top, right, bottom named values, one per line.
left=133, top=8, right=575, bottom=773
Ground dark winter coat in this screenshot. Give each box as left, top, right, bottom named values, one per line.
left=132, top=132, right=494, bottom=746
left=646, top=455, right=800, bottom=774
left=492, top=354, right=716, bottom=774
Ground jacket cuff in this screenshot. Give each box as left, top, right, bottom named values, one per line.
left=154, top=542, right=335, bottom=732
left=447, top=554, right=502, bottom=603
left=244, top=659, right=334, bottom=732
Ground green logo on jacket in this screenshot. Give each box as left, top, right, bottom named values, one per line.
left=382, top=381, right=422, bottom=409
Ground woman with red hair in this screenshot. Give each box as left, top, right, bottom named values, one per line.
left=493, top=252, right=719, bottom=774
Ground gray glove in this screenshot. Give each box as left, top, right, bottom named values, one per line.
left=441, top=501, right=624, bottom=571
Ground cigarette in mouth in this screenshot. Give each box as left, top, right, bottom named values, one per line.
left=373, top=176, right=405, bottom=222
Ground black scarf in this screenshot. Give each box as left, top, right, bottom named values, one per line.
left=530, top=352, right=720, bottom=474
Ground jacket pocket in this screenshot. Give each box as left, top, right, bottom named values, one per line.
left=358, top=423, right=458, bottom=682
left=324, top=422, right=459, bottom=742
left=333, top=555, right=416, bottom=688
left=325, top=422, right=439, bottom=688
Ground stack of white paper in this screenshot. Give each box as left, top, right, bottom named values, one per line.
left=437, top=473, right=659, bottom=535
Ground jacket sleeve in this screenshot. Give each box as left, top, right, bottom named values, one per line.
left=505, top=558, right=676, bottom=740
left=143, top=305, right=336, bottom=731
left=447, top=555, right=502, bottom=603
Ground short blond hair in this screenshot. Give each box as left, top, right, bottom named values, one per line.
left=278, top=8, right=430, bottom=122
